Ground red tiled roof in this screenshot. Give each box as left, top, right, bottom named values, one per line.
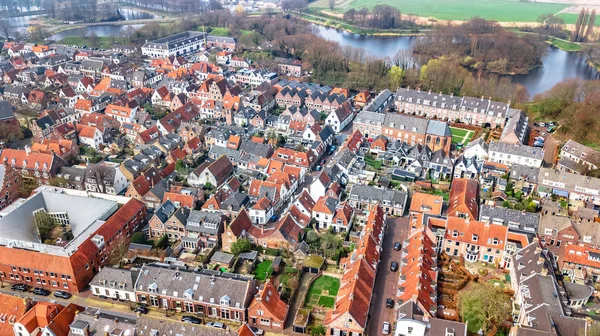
left=447, top=178, right=479, bottom=220
left=0, top=294, right=29, bottom=335
left=410, top=192, right=444, bottom=216
left=445, top=216, right=508, bottom=250
left=251, top=280, right=289, bottom=322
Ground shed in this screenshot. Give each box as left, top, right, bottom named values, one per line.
left=302, top=255, right=324, bottom=274
left=210, top=251, right=235, bottom=268
left=272, top=256, right=283, bottom=273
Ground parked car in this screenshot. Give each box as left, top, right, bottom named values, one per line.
left=249, top=326, right=264, bottom=335
left=393, top=242, right=401, bottom=251
left=382, top=322, right=391, bottom=335
left=181, top=316, right=202, bottom=324
left=319, top=158, right=326, bottom=165
left=54, top=291, right=72, bottom=299
left=386, top=298, right=394, bottom=308
left=390, top=261, right=398, bottom=272
left=32, top=287, right=51, bottom=296
left=134, top=304, right=148, bottom=314
left=539, top=122, right=546, bottom=127
left=206, top=322, right=226, bottom=329
left=315, top=164, right=322, bottom=171
left=11, top=283, right=28, bottom=292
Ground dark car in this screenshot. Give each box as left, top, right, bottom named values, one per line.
left=393, top=242, right=401, bottom=251
left=319, top=158, right=326, bottom=165
left=181, top=316, right=202, bottom=324
left=386, top=298, right=394, bottom=308
left=54, top=291, right=72, bottom=299
left=11, top=283, right=28, bottom=292
left=32, top=287, right=51, bottom=296
left=390, top=261, right=398, bottom=272
left=134, top=304, right=148, bottom=314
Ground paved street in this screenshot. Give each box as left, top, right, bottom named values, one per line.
left=366, top=216, right=410, bottom=336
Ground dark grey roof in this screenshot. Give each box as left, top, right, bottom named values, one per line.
left=135, top=263, right=253, bottom=309
left=90, top=267, right=137, bottom=291
left=239, top=140, right=273, bottom=158
left=489, top=141, right=543, bottom=160
left=186, top=210, right=223, bottom=235
left=364, top=89, right=392, bottom=112
left=426, top=120, right=451, bottom=137
left=383, top=113, right=429, bottom=134
left=348, top=184, right=407, bottom=209
left=211, top=251, right=234, bottom=264
left=221, top=192, right=249, bottom=211
left=564, top=282, right=593, bottom=301
left=153, top=200, right=177, bottom=223
left=0, top=100, right=15, bottom=121
left=479, top=205, right=540, bottom=233
left=510, top=164, right=540, bottom=184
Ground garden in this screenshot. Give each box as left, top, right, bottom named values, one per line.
left=304, top=275, right=340, bottom=309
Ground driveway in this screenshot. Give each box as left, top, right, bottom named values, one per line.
left=366, top=216, right=410, bottom=336
left=543, top=134, right=558, bottom=168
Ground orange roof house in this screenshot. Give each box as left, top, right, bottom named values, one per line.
left=0, top=293, right=32, bottom=335
left=444, top=216, right=508, bottom=263
left=248, top=280, right=289, bottom=331
left=410, top=192, right=444, bottom=216
left=14, top=301, right=82, bottom=336
left=447, top=178, right=479, bottom=220
left=354, top=90, right=371, bottom=107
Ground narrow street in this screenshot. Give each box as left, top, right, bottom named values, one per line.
left=366, top=216, right=410, bottom=336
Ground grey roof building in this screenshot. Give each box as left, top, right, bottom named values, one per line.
left=69, top=307, right=137, bottom=336
left=364, top=89, right=393, bottom=113
left=479, top=204, right=540, bottom=233
left=186, top=210, right=223, bottom=235
left=426, top=119, right=452, bottom=137
left=135, top=263, right=255, bottom=318
left=348, top=184, right=407, bottom=215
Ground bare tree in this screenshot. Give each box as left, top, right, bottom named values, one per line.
left=106, top=237, right=130, bottom=266
left=0, top=19, right=15, bottom=39
left=88, top=164, right=112, bottom=193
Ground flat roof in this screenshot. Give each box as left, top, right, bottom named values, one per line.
left=0, top=189, right=118, bottom=256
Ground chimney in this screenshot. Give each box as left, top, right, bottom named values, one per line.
left=450, top=93, right=454, bottom=98
left=407, top=86, right=410, bottom=91
left=481, top=96, right=484, bottom=101
left=25, top=145, right=31, bottom=155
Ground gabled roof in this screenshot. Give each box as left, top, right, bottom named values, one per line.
left=251, top=280, right=289, bottom=322
left=447, top=178, right=479, bottom=220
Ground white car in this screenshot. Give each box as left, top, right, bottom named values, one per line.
left=206, top=322, right=225, bottom=329
left=382, top=322, right=391, bottom=335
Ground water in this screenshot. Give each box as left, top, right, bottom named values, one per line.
left=50, top=24, right=144, bottom=40
left=119, top=8, right=157, bottom=20
left=314, top=25, right=599, bottom=97
left=6, top=14, right=42, bottom=29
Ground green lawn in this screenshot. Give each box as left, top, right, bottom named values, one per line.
left=252, top=260, right=272, bottom=281
left=201, top=26, right=254, bottom=37
left=312, top=0, right=570, bottom=23
left=57, top=36, right=127, bottom=49
left=365, top=156, right=382, bottom=170
left=546, top=37, right=582, bottom=52
left=304, top=275, right=340, bottom=309
left=450, top=127, right=474, bottom=145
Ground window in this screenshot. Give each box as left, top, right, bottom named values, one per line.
left=472, top=234, right=478, bottom=242
left=260, top=318, right=270, bottom=326
left=257, top=310, right=264, bottom=316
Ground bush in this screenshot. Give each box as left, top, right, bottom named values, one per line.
left=311, top=325, right=326, bottom=336
left=265, top=248, right=280, bottom=256
left=155, top=234, right=169, bottom=249
left=131, top=232, right=148, bottom=245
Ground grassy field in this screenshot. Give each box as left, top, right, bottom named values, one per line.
left=304, top=275, right=340, bottom=309
left=547, top=37, right=582, bottom=52
left=312, top=0, right=571, bottom=23
left=450, top=127, right=474, bottom=145
left=57, top=36, right=127, bottom=49
left=201, top=26, right=253, bottom=37
left=252, top=260, right=272, bottom=281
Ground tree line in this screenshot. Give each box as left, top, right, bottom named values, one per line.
left=342, top=5, right=419, bottom=30
left=572, top=8, right=596, bottom=42
left=413, top=18, right=546, bottom=75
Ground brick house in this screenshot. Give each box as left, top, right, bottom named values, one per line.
left=135, top=263, right=254, bottom=322
left=248, top=279, right=289, bottom=331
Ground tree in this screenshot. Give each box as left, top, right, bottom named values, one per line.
left=27, top=25, right=49, bottom=43
left=88, top=32, right=99, bottom=48
left=175, top=159, right=187, bottom=174
left=328, top=0, right=335, bottom=10
left=0, top=19, right=15, bottom=39
left=208, top=0, right=223, bottom=10
left=231, top=238, right=252, bottom=255
left=88, top=164, right=112, bottom=194
left=388, top=65, right=404, bottom=90
left=572, top=8, right=586, bottom=42
left=311, top=325, right=326, bottom=336
left=155, top=234, right=169, bottom=249
left=106, top=238, right=129, bottom=266
left=586, top=9, right=597, bottom=41
left=131, top=232, right=148, bottom=244
left=459, top=282, right=511, bottom=334
left=34, top=210, right=58, bottom=243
